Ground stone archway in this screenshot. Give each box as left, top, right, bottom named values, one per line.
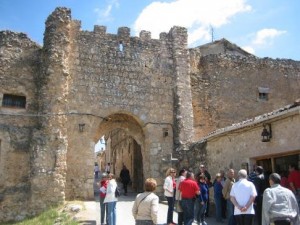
left=94, top=113, right=145, bottom=146
left=94, top=113, right=145, bottom=193
left=64, top=111, right=173, bottom=200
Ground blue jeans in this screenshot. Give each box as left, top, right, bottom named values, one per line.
left=180, top=199, right=195, bottom=225
left=195, top=198, right=207, bottom=223
left=227, top=199, right=236, bottom=225
left=107, top=201, right=117, bottom=225
left=100, top=197, right=108, bottom=224
left=166, top=196, right=175, bottom=223
left=214, top=195, right=222, bottom=222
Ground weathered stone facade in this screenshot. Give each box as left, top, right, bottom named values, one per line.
left=0, top=7, right=299, bottom=222
left=203, top=103, right=300, bottom=183
left=190, top=45, right=300, bottom=139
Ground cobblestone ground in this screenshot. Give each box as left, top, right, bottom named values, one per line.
left=75, top=175, right=227, bottom=225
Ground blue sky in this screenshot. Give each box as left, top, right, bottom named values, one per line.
left=0, top=0, right=299, bottom=60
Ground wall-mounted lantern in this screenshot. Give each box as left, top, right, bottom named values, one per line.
left=163, top=128, right=169, bottom=137
left=79, top=123, right=85, bottom=132
left=261, top=123, right=272, bottom=142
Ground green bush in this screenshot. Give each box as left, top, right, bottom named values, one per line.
left=2, top=207, right=79, bottom=225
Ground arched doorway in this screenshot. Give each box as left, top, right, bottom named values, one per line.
left=94, top=113, right=145, bottom=193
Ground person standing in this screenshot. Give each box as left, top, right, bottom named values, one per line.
left=132, top=178, right=159, bottom=225
left=120, top=165, right=131, bottom=196
left=262, top=173, right=300, bottom=225
left=230, top=169, right=257, bottom=225
left=214, top=173, right=224, bottom=223
left=98, top=173, right=109, bottom=225
left=163, top=168, right=177, bottom=225
left=94, top=163, right=100, bottom=179
left=198, top=164, right=212, bottom=217
left=220, top=170, right=227, bottom=220
left=248, top=164, right=257, bottom=183
left=176, top=168, right=187, bottom=225
left=253, top=166, right=267, bottom=225
left=105, top=163, right=111, bottom=174
left=179, top=171, right=200, bottom=225
left=288, top=164, right=300, bottom=205
left=104, top=173, right=118, bottom=225
left=222, top=169, right=236, bottom=225
left=195, top=174, right=209, bottom=225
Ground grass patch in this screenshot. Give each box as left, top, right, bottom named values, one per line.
left=1, top=206, right=80, bottom=225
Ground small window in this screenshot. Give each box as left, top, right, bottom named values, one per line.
left=258, top=87, right=270, bottom=101
left=163, top=128, right=169, bottom=137
left=2, top=94, right=26, bottom=108
left=259, top=92, right=268, bottom=101
left=119, top=41, right=123, bottom=52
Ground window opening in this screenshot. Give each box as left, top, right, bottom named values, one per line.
left=259, top=92, right=268, bottom=101
left=2, top=94, right=26, bottom=108
left=258, top=87, right=269, bottom=101
left=163, top=128, right=169, bottom=137
left=119, top=41, right=123, bottom=52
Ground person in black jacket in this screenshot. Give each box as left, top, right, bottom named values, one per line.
left=120, top=165, right=131, bottom=196
left=253, top=166, right=267, bottom=225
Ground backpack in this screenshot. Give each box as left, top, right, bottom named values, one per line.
left=115, top=187, right=121, bottom=197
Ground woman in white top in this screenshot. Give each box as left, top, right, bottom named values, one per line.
left=176, top=168, right=187, bottom=225
left=104, top=173, right=118, bottom=225
left=132, top=178, right=159, bottom=225
left=163, top=168, right=177, bottom=225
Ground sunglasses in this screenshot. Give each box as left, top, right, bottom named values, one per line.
left=171, top=171, right=176, bottom=173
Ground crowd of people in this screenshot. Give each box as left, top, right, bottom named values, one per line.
left=96, top=162, right=300, bottom=225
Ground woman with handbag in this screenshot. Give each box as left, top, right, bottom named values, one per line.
left=104, top=173, right=118, bottom=225
left=164, top=168, right=177, bottom=225
left=132, top=178, right=159, bottom=225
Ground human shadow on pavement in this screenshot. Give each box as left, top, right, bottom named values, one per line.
left=79, top=220, right=97, bottom=225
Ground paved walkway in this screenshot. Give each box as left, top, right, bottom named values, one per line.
left=74, top=175, right=227, bottom=225
left=75, top=193, right=225, bottom=225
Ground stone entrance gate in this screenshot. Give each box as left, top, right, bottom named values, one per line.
left=0, top=7, right=194, bottom=220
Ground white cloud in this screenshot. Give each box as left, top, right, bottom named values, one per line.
left=242, top=28, right=287, bottom=55
left=133, top=0, right=251, bottom=45
left=94, top=0, right=119, bottom=23
left=252, top=28, right=286, bottom=46
left=242, top=46, right=255, bottom=54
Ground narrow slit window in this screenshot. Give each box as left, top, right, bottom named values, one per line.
left=2, top=94, right=26, bottom=108
left=119, top=41, right=123, bottom=52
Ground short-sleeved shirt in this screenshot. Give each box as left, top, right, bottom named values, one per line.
left=230, top=178, right=257, bottom=215
left=179, top=178, right=199, bottom=199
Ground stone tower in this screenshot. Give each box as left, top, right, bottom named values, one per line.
left=29, top=8, right=73, bottom=209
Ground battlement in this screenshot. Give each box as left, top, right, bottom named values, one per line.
left=44, top=7, right=187, bottom=48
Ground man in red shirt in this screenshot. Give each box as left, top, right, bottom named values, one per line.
left=179, top=171, right=200, bottom=225
left=288, top=164, right=300, bottom=205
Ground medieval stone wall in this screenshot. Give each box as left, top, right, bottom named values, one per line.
left=1, top=6, right=300, bottom=223
left=190, top=52, right=300, bottom=139
left=0, top=31, right=41, bottom=221
left=61, top=7, right=190, bottom=199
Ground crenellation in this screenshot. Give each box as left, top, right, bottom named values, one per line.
left=93, top=25, right=106, bottom=35
left=139, top=30, right=151, bottom=40
left=117, top=26, right=130, bottom=36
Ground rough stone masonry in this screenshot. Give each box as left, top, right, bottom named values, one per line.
left=0, top=7, right=299, bottom=222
